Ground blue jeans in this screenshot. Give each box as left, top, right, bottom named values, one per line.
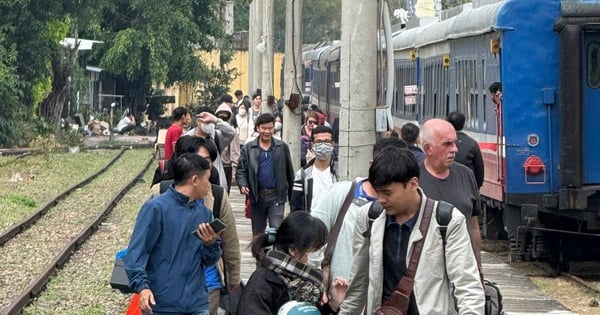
left=250, top=190, right=285, bottom=235
left=143, top=311, right=209, bottom=315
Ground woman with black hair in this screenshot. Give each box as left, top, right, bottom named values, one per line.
left=236, top=211, right=347, bottom=314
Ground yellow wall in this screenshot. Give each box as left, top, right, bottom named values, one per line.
left=416, top=0, right=435, bottom=17
left=162, top=50, right=284, bottom=115
left=229, top=51, right=284, bottom=98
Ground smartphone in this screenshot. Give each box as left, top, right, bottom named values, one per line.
left=209, top=218, right=227, bottom=233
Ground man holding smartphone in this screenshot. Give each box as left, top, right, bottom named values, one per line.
left=125, top=153, right=221, bottom=315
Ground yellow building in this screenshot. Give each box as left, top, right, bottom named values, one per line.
left=162, top=50, right=284, bottom=115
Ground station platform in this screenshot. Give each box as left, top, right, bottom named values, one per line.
left=226, top=188, right=575, bottom=314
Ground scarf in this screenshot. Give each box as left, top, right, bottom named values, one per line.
left=264, top=250, right=325, bottom=305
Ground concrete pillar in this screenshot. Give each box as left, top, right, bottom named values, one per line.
left=338, top=0, right=378, bottom=180
left=248, top=1, right=255, bottom=94
left=224, top=1, right=234, bottom=35
left=261, top=0, right=275, bottom=113
left=249, top=0, right=263, bottom=95
left=283, top=0, right=303, bottom=169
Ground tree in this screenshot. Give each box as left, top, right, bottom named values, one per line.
left=85, top=0, right=228, bottom=113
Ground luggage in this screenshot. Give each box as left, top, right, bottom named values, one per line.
left=109, top=248, right=132, bottom=294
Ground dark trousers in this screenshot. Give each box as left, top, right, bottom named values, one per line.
left=223, top=165, right=233, bottom=194
left=250, top=190, right=284, bottom=235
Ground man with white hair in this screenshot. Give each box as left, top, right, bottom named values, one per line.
left=418, top=118, right=482, bottom=261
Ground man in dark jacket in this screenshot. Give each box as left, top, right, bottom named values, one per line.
left=236, top=113, right=295, bottom=235
left=447, top=111, right=485, bottom=188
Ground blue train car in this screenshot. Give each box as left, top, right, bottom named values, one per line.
left=310, top=0, right=600, bottom=267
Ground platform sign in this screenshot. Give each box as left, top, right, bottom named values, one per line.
left=404, top=95, right=417, bottom=105
left=404, top=85, right=418, bottom=95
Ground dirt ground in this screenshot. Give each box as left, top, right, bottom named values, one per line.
left=483, top=240, right=600, bottom=315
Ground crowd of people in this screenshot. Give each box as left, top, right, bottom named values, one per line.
left=124, top=85, right=498, bottom=314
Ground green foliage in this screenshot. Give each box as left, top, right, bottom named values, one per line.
left=0, top=0, right=235, bottom=147
left=6, top=195, right=38, bottom=208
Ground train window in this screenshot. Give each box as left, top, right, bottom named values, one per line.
left=422, top=58, right=446, bottom=120
left=394, top=61, right=417, bottom=119
left=455, top=59, right=478, bottom=128
left=588, top=42, right=600, bottom=89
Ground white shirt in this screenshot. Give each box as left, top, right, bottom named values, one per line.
left=311, top=166, right=333, bottom=211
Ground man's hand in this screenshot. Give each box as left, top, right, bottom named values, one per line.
left=197, top=112, right=218, bottom=124
left=240, top=186, right=250, bottom=195
left=139, top=289, right=156, bottom=314
left=195, top=222, right=219, bottom=245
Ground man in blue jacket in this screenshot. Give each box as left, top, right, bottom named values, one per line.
left=125, top=153, right=222, bottom=315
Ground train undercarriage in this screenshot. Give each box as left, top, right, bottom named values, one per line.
left=481, top=191, right=600, bottom=271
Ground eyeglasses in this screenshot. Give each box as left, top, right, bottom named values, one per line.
left=313, top=139, right=332, bottom=144
left=307, top=120, right=317, bottom=125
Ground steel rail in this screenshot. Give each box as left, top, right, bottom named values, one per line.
left=1, top=153, right=154, bottom=315
left=0, top=148, right=126, bottom=246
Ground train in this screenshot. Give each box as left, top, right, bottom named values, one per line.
left=302, top=0, right=600, bottom=269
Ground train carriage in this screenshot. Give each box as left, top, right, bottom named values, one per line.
left=308, top=0, right=600, bottom=268
left=395, top=0, right=600, bottom=267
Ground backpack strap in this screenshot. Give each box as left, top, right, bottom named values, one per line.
left=436, top=200, right=454, bottom=246
left=321, top=180, right=357, bottom=292
left=362, top=201, right=384, bottom=238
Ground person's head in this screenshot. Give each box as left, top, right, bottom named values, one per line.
left=400, top=123, right=420, bottom=145
left=173, top=135, right=218, bottom=163
left=234, top=90, right=243, bottom=100
left=305, top=112, right=319, bottom=129
left=274, top=113, right=283, bottom=132
left=195, top=106, right=215, bottom=135
left=238, top=100, right=250, bottom=117
left=311, top=125, right=334, bottom=161
left=251, top=211, right=328, bottom=263
left=215, top=103, right=232, bottom=122
left=172, top=107, right=189, bottom=123
left=172, top=153, right=211, bottom=199
left=489, top=82, right=502, bottom=106
left=446, top=111, right=466, bottom=131
left=369, top=147, right=420, bottom=216
left=252, top=93, right=262, bottom=107
left=220, top=93, right=233, bottom=106
left=255, top=113, right=275, bottom=142
left=372, top=137, right=407, bottom=158
left=420, top=118, right=458, bottom=171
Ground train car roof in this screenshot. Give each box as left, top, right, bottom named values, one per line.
left=393, top=1, right=505, bottom=50
left=302, top=41, right=340, bottom=63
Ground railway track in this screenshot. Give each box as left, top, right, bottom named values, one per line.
left=0, top=149, right=126, bottom=246
left=0, top=148, right=154, bottom=315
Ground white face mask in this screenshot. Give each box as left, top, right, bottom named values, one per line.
left=200, top=122, right=215, bottom=135
left=238, top=109, right=247, bottom=116
left=275, top=121, right=282, bottom=131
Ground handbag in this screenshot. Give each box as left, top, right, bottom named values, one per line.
left=109, top=248, right=132, bottom=294
left=372, top=199, right=435, bottom=315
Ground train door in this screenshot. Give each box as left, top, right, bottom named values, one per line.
left=582, top=32, right=600, bottom=184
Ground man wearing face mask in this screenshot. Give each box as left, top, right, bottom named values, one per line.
left=215, top=103, right=240, bottom=194
left=291, top=126, right=337, bottom=212
left=185, top=106, right=236, bottom=192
